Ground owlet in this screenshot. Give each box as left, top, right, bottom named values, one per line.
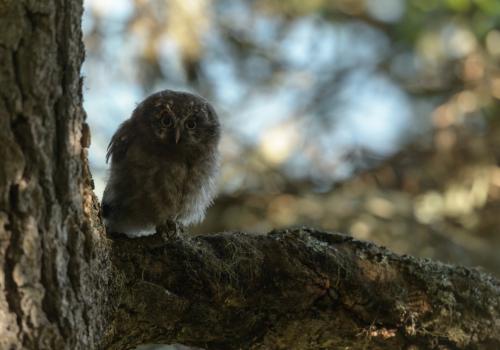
left=101, top=90, right=221, bottom=237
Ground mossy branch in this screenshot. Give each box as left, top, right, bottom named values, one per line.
left=102, top=228, right=500, bottom=350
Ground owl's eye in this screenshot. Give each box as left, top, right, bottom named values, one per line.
left=185, top=120, right=196, bottom=129
left=161, top=116, right=173, bottom=128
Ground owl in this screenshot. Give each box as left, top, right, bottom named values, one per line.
left=101, top=89, right=221, bottom=237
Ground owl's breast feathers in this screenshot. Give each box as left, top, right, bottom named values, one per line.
left=105, top=138, right=217, bottom=227
left=177, top=153, right=219, bottom=224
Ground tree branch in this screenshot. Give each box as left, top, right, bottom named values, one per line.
left=102, top=228, right=500, bottom=350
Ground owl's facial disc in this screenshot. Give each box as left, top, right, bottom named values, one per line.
left=142, top=91, right=217, bottom=149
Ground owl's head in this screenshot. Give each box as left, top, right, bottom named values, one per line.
left=135, top=90, right=220, bottom=153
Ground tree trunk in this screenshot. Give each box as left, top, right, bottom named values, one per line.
left=0, top=1, right=499, bottom=350
left=0, top=1, right=109, bottom=349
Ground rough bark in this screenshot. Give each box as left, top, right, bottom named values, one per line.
left=0, top=1, right=109, bottom=349
left=1, top=1, right=499, bottom=350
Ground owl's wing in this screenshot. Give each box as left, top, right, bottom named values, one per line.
left=106, top=119, right=134, bottom=163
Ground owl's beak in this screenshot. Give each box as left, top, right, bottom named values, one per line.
left=175, top=128, right=181, bottom=144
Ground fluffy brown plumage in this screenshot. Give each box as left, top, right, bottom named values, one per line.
left=101, top=89, right=221, bottom=237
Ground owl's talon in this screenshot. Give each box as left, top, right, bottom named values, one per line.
left=156, top=220, right=183, bottom=241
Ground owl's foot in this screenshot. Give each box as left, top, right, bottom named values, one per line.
left=156, top=220, right=184, bottom=241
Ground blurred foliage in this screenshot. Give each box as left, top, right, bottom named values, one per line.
left=84, top=0, right=500, bottom=276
